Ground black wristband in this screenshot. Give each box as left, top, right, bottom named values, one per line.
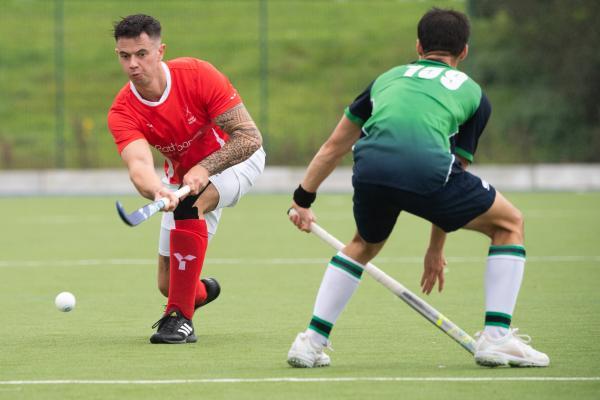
left=293, top=184, right=317, bottom=208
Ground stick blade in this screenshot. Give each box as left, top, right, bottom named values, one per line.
left=116, top=201, right=143, bottom=227
left=116, top=199, right=165, bottom=227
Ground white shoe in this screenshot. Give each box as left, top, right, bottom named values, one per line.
left=474, top=328, right=550, bottom=367
left=287, top=332, right=331, bottom=368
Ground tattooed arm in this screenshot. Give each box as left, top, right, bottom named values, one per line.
left=181, top=103, right=262, bottom=195
left=199, top=103, right=262, bottom=175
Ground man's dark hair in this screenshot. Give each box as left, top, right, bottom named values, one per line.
left=417, top=8, right=470, bottom=56
left=113, top=14, right=161, bottom=41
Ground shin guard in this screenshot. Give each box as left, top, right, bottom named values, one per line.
left=167, top=219, right=208, bottom=320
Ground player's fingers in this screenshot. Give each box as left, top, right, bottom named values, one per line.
left=288, top=212, right=298, bottom=224
left=182, top=180, right=194, bottom=195
left=421, top=271, right=429, bottom=290
left=429, top=271, right=438, bottom=294
left=298, top=220, right=308, bottom=231
left=186, top=177, right=205, bottom=195
left=427, top=276, right=435, bottom=294
left=189, top=183, right=200, bottom=195
left=300, top=219, right=311, bottom=232
left=288, top=210, right=310, bottom=232
left=422, top=273, right=433, bottom=295
left=167, top=195, right=179, bottom=211
left=421, top=271, right=431, bottom=291
left=424, top=281, right=432, bottom=295
left=291, top=217, right=300, bottom=228
left=164, top=199, right=174, bottom=212
left=438, top=271, right=445, bottom=292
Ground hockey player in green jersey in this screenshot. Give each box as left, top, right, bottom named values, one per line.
left=286, top=8, right=549, bottom=369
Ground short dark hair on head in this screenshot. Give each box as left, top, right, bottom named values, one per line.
left=113, top=14, right=161, bottom=41
left=417, top=8, right=470, bottom=56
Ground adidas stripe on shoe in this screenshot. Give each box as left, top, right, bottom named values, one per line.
left=150, top=309, right=197, bottom=344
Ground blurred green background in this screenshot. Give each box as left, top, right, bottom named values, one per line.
left=0, top=0, right=598, bottom=169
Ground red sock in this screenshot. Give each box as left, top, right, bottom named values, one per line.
left=167, top=219, right=207, bottom=320
left=194, top=279, right=207, bottom=307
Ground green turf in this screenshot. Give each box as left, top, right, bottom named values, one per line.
left=0, top=193, right=599, bottom=399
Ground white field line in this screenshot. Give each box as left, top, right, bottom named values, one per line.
left=0, top=255, right=599, bottom=268
left=0, top=377, right=599, bottom=385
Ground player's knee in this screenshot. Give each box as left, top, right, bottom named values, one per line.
left=493, top=207, right=524, bottom=243
left=509, top=207, right=524, bottom=236
left=345, top=234, right=381, bottom=264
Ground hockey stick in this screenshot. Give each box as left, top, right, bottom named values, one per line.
left=288, top=209, right=476, bottom=355
left=116, top=185, right=191, bottom=227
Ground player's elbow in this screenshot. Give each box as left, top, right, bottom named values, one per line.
left=248, top=130, right=262, bottom=152
left=238, top=126, right=262, bottom=153
left=320, top=139, right=349, bottom=162
left=128, top=165, right=147, bottom=186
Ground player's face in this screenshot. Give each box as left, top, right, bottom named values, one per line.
left=115, top=33, right=164, bottom=86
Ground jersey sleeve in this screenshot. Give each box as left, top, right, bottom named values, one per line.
left=197, top=61, right=243, bottom=119
left=107, top=107, right=145, bottom=153
left=453, top=93, right=491, bottom=163
left=344, top=81, right=374, bottom=126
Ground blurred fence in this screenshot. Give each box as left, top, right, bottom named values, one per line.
left=1, top=165, right=599, bottom=196
left=1, top=0, right=598, bottom=169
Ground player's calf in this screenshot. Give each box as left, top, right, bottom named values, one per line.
left=150, top=197, right=209, bottom=344
left=165, top=196, right=209, bottom=319
left=157, top=257, right=221, bottom=309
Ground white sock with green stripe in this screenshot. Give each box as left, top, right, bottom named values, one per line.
left=484, top=245, right=526, bottom=338
left=306, top=252, right=364, bottom=346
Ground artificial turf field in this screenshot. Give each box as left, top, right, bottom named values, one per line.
left=0, top=192, right=599, bottom=399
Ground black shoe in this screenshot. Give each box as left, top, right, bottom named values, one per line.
left=149, top=309, right=197, bottom=344
left=195, top=278, right=221, bottom=310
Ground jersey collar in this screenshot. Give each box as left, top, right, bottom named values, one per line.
left=416, top=58, right=454, bottom=69
left=129, top=62, right=172, bottom=107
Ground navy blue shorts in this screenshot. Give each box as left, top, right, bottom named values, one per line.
left=352, top=168, right=496, bottom=243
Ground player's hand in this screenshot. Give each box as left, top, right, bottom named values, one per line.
left=154, top=187, right=180, bottom=212
left=420, top=248, right=447, bottom=295
left=183, top=165, right=210, bottom=196
left=288, top=203, right=315, bottom=232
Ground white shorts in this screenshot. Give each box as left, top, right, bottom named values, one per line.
left=158, top=147, right=265, bottom=256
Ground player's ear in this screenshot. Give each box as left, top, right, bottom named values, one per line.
left=158, top=43, right=166, bottom=60
left=459, top=44, right=469, bottom=61
left=416, top=39, right=424, bottom=57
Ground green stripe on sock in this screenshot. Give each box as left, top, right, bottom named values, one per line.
left=489, top=245, right=525, bottom=252
left=309, top=316, right=333, bottom=338
left=485, top=321, right=511, bottom=328
left=488, top=245, right=526, bottom=258
left=330, top=255, right=363, bottom=279
left=486, top=311, right=512, bottom=319
left=485, top=311, right=512, bottom=329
